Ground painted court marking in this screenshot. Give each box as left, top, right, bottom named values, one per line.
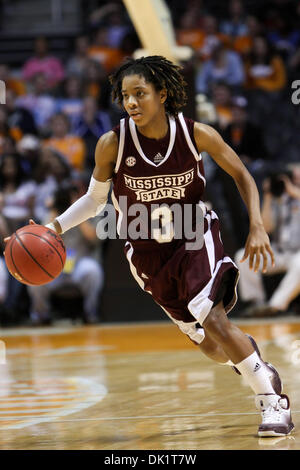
left=0, top=377, right=107, bottom=430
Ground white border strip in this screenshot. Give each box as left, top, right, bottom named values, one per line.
left=114, top=118, right=125, bottom=173
left=129, top=115, right=176, bottom=167
left=125, top=242, right=145, bottom=290
left=178, top=112, right=201, bottom=162
left=188, top=256, right=233, bottom=324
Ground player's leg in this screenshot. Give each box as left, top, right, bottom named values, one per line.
left=202, top=301, right=294, bottom=436
left=198, top=327, right=282, bottom=394
left=197, top=330, right=230, bottom=364
left=203, top=301, right=256, bottom=363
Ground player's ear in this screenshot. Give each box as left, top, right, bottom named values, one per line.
left=160, top=88, right=167, bottom=104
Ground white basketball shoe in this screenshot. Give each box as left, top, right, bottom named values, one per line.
left=255, top=393, right=294, bottom=437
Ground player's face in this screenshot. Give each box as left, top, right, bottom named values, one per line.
left=121, top=74, right=166, bottom=127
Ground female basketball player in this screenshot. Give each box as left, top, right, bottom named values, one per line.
left=8, top=56, right=294, bottom=437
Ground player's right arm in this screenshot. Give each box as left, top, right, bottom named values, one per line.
left=50, top=130, right=118, bottom=235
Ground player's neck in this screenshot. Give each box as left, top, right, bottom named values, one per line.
left=136, top=114, right=169, bottom=140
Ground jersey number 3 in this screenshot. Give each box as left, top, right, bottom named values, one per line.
left=151, top=206, right=174, bottom=243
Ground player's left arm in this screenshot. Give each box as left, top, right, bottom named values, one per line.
left=193, top=122, right=275, bottom=273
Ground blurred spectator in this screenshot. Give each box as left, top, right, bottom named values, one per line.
left=33, top=148, right=72, bottom=223
left=244, top=35, right=286, bottom=92
left=66, top=35, right=90, bottom=78
left=84, top=59, right=107, bottom=101
left=106, top=9, right=131, bottom=48
left=43, top=113, right=86, bottom=172
left=214, top=96, right=270, bottom=251
left=295, top=1, right=300, bottom=30
left=235, top=166, right=300, bottom=317
left=0, top=64, right=26, bottom=96
left=27, top=184, right=104, bottom=325
left=119, top=30, right=140, bottom=60
left=220, top=0, right=248, bottom=38
left=56, top=76, right=84, bottom=127
left=288, top=47, right=300, bottom=81
left=267, top=15, right=300, bottom=60
left=5, top=89, right=37, bottom=139
left=0, top=213, right=21, bottom=327
left=16, top=72, right=57, bottom=132
left=178, top=14, right=229, bottom=61
left=196, top=42, right=245, bottom=94
left=22, top=36, right=65, bottom=90
left=34, top=147, right=72, bottom=184
left=233, top=15, right=263, bottom=56
left=211, top=82, right=233, bottom=130
left=73, top=96, right=111, bottom=172
left=0, top=254, right=8, bottom=311
left=0, top=107, right=17, bottom=152
left=220, top=96, right=270, bottom=166
left=89, top=3, right=131, bottom=48
left=0, top=136, right=16, bottom=156
left=261, top=0, right=297, bottom=25
left=0, top=214, right=9, bottom=319
left=166, top=0, right=191, bottom=28
left=16, top=134, right=40, bottom=177
left=88, top=27, right=124, bottom=73
left=0, top=153, right=37, bottom=233
left=176, top=2, right=207, bottom=50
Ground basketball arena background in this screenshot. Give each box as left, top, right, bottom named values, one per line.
left=0, top=0, right=300, bottom=326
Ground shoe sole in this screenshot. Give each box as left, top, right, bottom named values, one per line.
left=258, top=423, right=294, bottom=437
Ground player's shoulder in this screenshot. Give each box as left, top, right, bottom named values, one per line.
left=96, top=130, right=119, bottom=154
left=193, top=121, right=219, bottom=138
left=193, top=121, right=223, bottom=149
left=94, top=130, right=119, bottom=169
left=179, top=115, right=216, bottom=136
left=98, top=129, right=119, bottom=146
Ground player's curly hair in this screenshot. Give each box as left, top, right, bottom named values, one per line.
left=109, top=55, right=187, bottom=116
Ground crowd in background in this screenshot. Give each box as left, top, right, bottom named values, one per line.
left=0, top=0, right=300, bottom=326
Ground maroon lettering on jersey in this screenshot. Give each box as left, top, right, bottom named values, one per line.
left=111, top=113, right=206, bottom=249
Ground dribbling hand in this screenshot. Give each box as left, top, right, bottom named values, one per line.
left=3, top=219, right=37, bottom=250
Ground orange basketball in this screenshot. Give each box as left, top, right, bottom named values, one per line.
left=4, top=224, right=66, bottom=286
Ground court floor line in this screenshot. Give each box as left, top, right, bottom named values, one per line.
left=0, top=394, right=91, bottom=401
left=0, top=400, right=101, bottom=408
left=0, top=410, right=299, bottom=422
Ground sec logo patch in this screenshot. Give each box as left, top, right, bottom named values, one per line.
left=126, top=156, right=136, bottom=167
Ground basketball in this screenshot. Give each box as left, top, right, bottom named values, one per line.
left=4, top=224, right=66, bottom=286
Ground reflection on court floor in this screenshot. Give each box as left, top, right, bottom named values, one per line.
left=0, top=318, right=299, bottom=450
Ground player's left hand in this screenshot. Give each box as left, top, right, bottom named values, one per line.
left=240, top=224, right=275, bottom=273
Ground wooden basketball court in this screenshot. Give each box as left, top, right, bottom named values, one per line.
left=0, top=317, right=299, bottom=450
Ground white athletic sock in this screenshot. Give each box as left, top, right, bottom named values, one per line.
left=219, top=360, right=235, bottom=366
left=234, top=351, right=276, bottom=395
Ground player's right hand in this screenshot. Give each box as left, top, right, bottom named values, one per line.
left=3, top=219, right=37, bottom=246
